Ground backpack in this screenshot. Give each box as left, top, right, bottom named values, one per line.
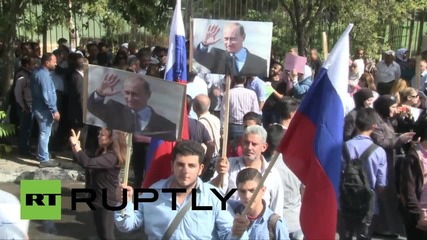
left=340, top=143, right=377, bottom=223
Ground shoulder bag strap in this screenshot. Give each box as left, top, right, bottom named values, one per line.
left=268, top=213, right=281, bottom=240
left=359, top=143, right=379, bottom=163
left=342, top=143, right=351, bottom=164
left=161, top=197, right=193, bottom=240
left=199, top=117, right=219, bottom=154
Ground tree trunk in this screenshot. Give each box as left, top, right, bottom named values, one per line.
left=296, top=24, right=305, bottom=56
left=407, top=11, right=415, bottom=56
left=0, top=1, right=22, bottom=100
left=42, top=24, right=48, bottom=54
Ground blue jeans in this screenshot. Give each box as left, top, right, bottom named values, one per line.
left=33, top=110, right=53, bottom=162
left=17, top=106, right=34, bottom=154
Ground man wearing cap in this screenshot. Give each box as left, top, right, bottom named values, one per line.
left=375, top=50, right=401, bottom=95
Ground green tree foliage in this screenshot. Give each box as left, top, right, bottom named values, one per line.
left=108, top=0, right=172, bottom=35
left=0, top=0, right=30, bottom=98
left=0, top=111, right=14, bottom=156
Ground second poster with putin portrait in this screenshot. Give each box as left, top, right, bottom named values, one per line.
left=192, top=18, right=273, bottom=77
left=83, top=65, right=186, bottom=141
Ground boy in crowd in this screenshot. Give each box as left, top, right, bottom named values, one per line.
left=229, top=168, right=290, bottom=239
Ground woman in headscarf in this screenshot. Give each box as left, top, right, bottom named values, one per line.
left=396, top=48, right=416, bottom=83
left=371, top=95, right=416, bottom=238
left=344, top=88, right=374, bottom=141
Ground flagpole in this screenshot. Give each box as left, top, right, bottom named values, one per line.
left=189, top=18, right=194, bottom=72
left=121, top=133, right=133, bottom=217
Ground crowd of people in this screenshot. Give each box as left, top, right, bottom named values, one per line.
left=4, top=35, right=427, bottom=240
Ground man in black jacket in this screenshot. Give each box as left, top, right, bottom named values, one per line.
left=87, top=74, right=177, bottom=141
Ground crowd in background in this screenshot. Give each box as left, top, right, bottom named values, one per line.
left=4, top=35, right=427, bottom=240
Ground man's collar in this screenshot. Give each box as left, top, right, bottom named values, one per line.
left=199, top=112, right=211, bottom=118
left=232, top=48, right=247, bottom=61
left=422, top=70, right=427, bottom=77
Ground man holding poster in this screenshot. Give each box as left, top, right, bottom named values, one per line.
left=194, top=22, right=268, bottom=77
left=87, top=74, right=176, bottom=141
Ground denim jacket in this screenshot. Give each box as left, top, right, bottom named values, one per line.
left=31, top=67, right=57, bottom=114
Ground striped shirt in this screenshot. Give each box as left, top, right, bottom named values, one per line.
left=222, top=84, right=260, bottom=125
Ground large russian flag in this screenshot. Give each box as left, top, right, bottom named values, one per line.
left=279, top=24, right=353, bottom=239
left=143, top=0, right=189, bottom=188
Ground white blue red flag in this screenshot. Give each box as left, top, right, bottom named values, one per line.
left=144, top=0, right=189, bottom=187
left=279, top=24, right=353, bottom=239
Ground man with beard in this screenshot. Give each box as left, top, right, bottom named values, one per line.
left=211, top=125, right=284, bottom=217
left=31, top=53, right=60, bottom=167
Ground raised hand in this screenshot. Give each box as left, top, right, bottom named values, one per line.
left=96, top=73, right=121, bottom=97
left=202, top=25, right=221, bottom=46
left=215, top=157, right=229, bottom=175
left=69, top=129, right=81, bottom=146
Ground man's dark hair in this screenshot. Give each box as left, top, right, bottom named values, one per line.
left=236, top=168, right=262, bottom=186
left=137, top=48, right=151, bottom=59
left=277, top=97, right=301, bottom=120
left=172, top=140, right=206, bottom=164
left=355, top=108, right=378, bottom=132
left=264, top=124, right=285, bottom=161
left=234, top=75, right=246, bottom=85
left=86, top=42, right=97, bottom=49
left=52, top=49, right=63, bottom=56
left=57, top=38, right=67, bottom=45
left=243, top=112, right=262, bottom=125
left=20, top=56, right=33, bottom=67
left=127, top=55, right=139, bottom=66
left=271, top=60, right=283, bottom=71
left=188, top=72, right=197, bottom=83
left=41, top=53, right=54, bottom=64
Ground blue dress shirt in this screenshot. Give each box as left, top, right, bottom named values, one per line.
left=114, top=177, right=248, bottom=239
left=228, top=200, right=290, bottom=240
left=232, top=48, right=247, bottom=72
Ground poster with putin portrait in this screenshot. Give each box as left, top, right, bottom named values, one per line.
left=82, top=65, right=186, bottom=141
left=192, top=18, right=273, bottom=77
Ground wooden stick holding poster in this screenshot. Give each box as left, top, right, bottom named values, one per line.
left=120, top=133, right=133, bottom=217
left=219, top=75, right=232, bottom=188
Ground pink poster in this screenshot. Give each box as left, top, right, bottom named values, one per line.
left=284, top=54, right=307, bottom=74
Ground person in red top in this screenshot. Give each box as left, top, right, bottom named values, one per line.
left=227, top=112, right=262, bottom=157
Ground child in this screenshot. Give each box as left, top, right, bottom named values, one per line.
left=229, top=168, right=290, bottom=239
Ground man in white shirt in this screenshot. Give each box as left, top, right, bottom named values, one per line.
left=211, top=125, right=284, bottom=217
left=194, top=94, right=221, bottom=158
left=375, top=50, right=401, bottom=95
left=414, top=59, right=427, bottom=91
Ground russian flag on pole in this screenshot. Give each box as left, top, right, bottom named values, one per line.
left=279, top=24, right=353, bottom=239
left=143, top=0, right=189, bottom=188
